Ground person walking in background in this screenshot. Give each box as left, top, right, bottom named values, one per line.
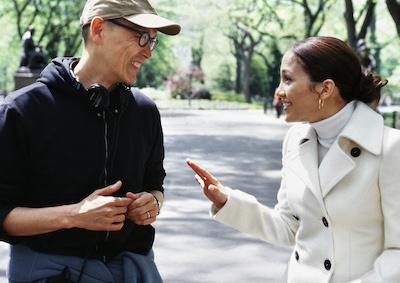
left=187, top=36, right=399, bottom=282
left=273, top=88, right=283, bottom=118
left=0, top=0, right=180, bottom=282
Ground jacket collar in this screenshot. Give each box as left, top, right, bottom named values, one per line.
left=338, top=101, right=383, bottom=155
left=285, top=101, right=384, bottom=200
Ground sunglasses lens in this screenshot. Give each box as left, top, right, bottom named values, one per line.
left=139, top=33, right=150, bottom=47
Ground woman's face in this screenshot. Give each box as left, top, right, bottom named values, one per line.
left=278, top=51, right=322, bottom=123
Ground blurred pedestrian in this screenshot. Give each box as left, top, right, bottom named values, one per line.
left=0, top=0, right=180, bottom=282
left=273, top=88, right=283, bottom=118
left=187, top=36, right=398, bottom=283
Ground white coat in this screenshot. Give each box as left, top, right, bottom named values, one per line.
left=214, top=101, right=400, bottom=282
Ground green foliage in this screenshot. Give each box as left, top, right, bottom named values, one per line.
left=214, top=63, right=235, bottom=91
left=212, top=90, right=246, bottom=103
left=0, top=0, right=400, bottom=101
left=0, top=14, right=20, bottom=92
left=383, top=112, right=400, bottom=128
left=249, top=57, right=268, bottom=97
left=9, top=0, right=84, bottom=58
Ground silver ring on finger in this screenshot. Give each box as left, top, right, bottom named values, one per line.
left=147, top=211, right=151, bottom=219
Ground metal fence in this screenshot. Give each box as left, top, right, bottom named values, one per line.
left=378, top=105, right=400, bottom=129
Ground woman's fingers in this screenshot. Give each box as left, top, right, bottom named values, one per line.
left=194, top=174, right=205, bottom=187
left=186, top=159, right=219, bottom=184
left=206, top=184, right=228, bottom=209
left=187, top=159, right=228, bottom=209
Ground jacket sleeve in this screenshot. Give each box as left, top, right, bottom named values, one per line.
left=352, top=127, right=400, bottom=283
left=0, top=104, right=29, bottom=243
left=143, top=106, right=166, bottom=193
left=212, top=126, right=299, bottom=247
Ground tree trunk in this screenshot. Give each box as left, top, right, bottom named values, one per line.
left=369, top=14, right=380, bottom=72
left=242, top=50, right=254, bottom=103
left=358, top=0, right=376, bottom=39
left=344, top=0, right=376, bottom=50
left=235, top=49, right=243, bottom=94
left=344, top=0, right=357, bottom=49
left=386, top=0, right=400, bottom=37
left=242, top=58, right=251, bottom=103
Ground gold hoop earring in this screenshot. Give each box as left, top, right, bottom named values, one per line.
left=318, top=98, right=324, bottom=110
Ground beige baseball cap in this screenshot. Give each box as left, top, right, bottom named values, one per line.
left=80, top=0, right=181, bottom=35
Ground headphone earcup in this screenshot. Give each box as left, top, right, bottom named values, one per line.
left=87, top=83, right=110, bottom=112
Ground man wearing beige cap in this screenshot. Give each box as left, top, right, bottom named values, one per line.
left=0, top=0, right=180, bottom=282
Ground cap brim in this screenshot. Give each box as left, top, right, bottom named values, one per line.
left=124, top=14, right=181, bottom=35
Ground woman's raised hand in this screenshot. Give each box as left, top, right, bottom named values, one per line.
left=186, top=159, right=228, bottom=209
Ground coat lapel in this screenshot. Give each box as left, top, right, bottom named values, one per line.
left=285, top=127, right=323, bottom=203
left=319, top=142, right=354, bottom=198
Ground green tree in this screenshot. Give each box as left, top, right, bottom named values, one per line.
left=214, top=63, right=235, bottom=91
left=10, top=0, right=84, bottom=58
left=291, top=0, right=335, bottom=38
left=249, top=56, right=268, bottom=98
left=386, top=0, right=400, bottom=37
left=344, top=0, right=377, bottom=49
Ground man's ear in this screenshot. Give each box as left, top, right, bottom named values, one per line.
left=89, top=17, right=105, bottom=45
left=317, top=79, right=336, bottom=100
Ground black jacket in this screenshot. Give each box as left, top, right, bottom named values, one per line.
left=0, top=57, right=166, bottom=258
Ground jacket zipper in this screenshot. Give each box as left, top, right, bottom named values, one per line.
left=102, top=110, right=108, bottom=187
left=102, top=110, right=110, bottom=256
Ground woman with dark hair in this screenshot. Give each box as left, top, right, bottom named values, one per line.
left=187, top=36, right=399, bottom=283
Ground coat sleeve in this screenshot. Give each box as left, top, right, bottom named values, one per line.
left=212, top=126, right=299, bottom=247
left=352, top=127, right=400, bottom=283
left=0, top=104, right=29, bottom=244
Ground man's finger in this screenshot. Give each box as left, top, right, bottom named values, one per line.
left=98, top=181, right=122, bottom=196
left=127, top=192, right=153, bottom=210
left=113, top=197, right=132, bottom=207
left=126, top=192, right=139, bottom=200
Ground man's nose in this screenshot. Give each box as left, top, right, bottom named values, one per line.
left=142, top=45, right=152, bottom=59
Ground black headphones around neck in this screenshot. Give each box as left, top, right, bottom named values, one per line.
left=87, top=83, right=131, bottom=114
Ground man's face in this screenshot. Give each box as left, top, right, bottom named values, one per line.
left=100, top=19, right=157, bottom=85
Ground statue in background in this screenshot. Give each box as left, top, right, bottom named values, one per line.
left=15, top=25, right=48, bottom=90
left=19, top=26, right=48, bottom=71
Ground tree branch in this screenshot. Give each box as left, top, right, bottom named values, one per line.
left=38, top=0, right=61, bottom=44
left=344, top=0, right=357, bottom=48
left=386, top=0, right=400, bottom=37
left=358, top=0, right=376, bottom=40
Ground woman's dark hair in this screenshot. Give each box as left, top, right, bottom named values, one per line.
left=291, top=36, right=387, bottom=104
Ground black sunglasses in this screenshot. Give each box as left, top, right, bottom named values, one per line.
left=108, top=19, right=158, bottom=51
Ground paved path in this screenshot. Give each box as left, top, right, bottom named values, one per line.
left=0, top=109, right=291, bottom=282
left=154, top=110, right=291, bottom=283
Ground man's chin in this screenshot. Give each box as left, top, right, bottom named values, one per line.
left=121, top=76, right=136, bottom=86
